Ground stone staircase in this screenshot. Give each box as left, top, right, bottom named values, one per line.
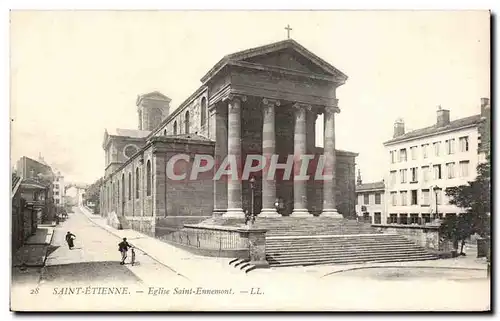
left=196, top=216, right=439, bottom=268
left=266, top=234, right=438, bottom=267
left=254, top=217, right=379, bottom=237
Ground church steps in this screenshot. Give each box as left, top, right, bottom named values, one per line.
left=267, top=252, right=437, bottom=262
left=265, top=235, right=416, bottom=244
left=266, top=239, right=421, bottom=247
left=266, top=244, right=430, bottom=253
left=265, top=240, right=418, bottom=246
left=194, top=217, right=438, bottom=267
left=267, top=248, right=431, bottom=258
left=265, top=231, right=380, bottom=236
left=267, top=250, right=437, bottom=260
left=266, top=244, right=426, bottom=253
left=263, top=230, right=438, bottom=267
left=269, top=255, right=437, bottom=267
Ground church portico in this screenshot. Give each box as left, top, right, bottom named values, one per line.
left=210, top=90, right=347, bottom=219
left=100, top=38, right=359, bottom=242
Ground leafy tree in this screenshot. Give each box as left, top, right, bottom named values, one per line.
left=440, top=152, right=491, bottom=255
left=84, top=177, right=103, bottom=212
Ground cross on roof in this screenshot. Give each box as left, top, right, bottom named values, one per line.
left=285, top=24, right=293, bottom=39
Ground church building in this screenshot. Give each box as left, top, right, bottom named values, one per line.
left=99, top=39, right=358, bottom=236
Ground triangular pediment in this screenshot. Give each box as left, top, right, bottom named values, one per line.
left=201, top=39, right=348, bottom=83
left=243, top=48, right=327, bottom=75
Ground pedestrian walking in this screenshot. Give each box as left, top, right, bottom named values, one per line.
left=118, top=237, right=133, bottom=265
left=65, top=232, right=76, bottom=250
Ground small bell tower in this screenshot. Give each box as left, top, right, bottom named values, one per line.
left=136, top=91, right=171, bottom=131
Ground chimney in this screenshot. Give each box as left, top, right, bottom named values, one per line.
left=436, top=105, right=450, bottom=127
left=481, top=97, right=490, bottom=118
left=393, top=118, right=405, bottom=138
left=356, top=169, right=362, bottom=186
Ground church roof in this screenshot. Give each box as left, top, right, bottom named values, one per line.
left=161, top=133, right=213, bottom=142
left=201, top=39, right=348, bottom=84
left=106, top=128, right=151, bottom=139
left=384, top=114, right=481, bottom=145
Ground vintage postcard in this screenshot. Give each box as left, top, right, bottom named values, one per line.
left=10, top=10, right=491, bottom=311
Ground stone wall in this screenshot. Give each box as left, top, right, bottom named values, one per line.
left=11, top=193, right=25, bottom=253
left=372, top=224, right=452, bottom=252
left=155, top=216, right=211, bottom=238
left=126, top=216, right=155, bottom=237
left=156, top=88, right=210, bottom=138
left=101, top=136, right=215, bottom=237
left=336, top=151, right=357, bottom=219
left=159, top=138, right=215, bottom=218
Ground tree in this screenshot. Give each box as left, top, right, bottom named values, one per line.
left=83, top=177, right=103, bottom=212
left=440, top=153, right=491, bottom=255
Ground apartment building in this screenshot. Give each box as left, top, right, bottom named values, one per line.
left=355, top=171, right=385, bottom=224
left=382, top=98, right=490, bottom=225
left=53, top=170, right=65, bottom=206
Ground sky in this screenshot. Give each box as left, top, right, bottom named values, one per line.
left=10, top=10, right=490, bottom=184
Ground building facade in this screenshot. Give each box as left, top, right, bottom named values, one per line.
left=53, top=170, right=65, bottom=206
left=355, top=171, right=385, bottom=224
left=99, top=39, right=359, bottom=236
left=15, top=156, right=56, bottom=222
left=382, top=98, right=491, bottom=225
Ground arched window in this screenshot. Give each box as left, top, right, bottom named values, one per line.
left=128, top=172, right=131, bottom=200
left=200, top=97, right=207, bottom=127
left=185, top=111, right=190, bottom=134
left=173, top=121, right=178, bottom=135
left=135, top=167, right=140, bottom=199
left=146, top=160, right=152, bottom=196
left=163, top=129, right=167, bottom=136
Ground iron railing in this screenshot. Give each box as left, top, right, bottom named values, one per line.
left=160, top=227, right=247, bottom=252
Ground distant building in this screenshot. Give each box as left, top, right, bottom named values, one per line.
left=382, top=98, right=491, bottom=225
left=355, top=170, right=385, bottom=224
left=12, top=155, right=58, bottom=254
left=52, top=171, right=65, bottom=207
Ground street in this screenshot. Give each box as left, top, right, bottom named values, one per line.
left=11, top=208, right=187, bottom=310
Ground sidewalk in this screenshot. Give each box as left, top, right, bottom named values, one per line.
left=12, top=224, right=56, bottom=267
left=78, top=206, right=246, bottom=282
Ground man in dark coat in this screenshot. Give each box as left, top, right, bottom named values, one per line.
left=118, top=238, right=133, bottom=265
left=65, top=232, right=76, bottom=250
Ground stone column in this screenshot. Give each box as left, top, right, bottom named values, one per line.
left=307, top=109, right=319, bottom=213
left=291, top=103, right=312, bottom=217
left=212, top=103, right=228, bottom=216
left=321, top=100, right=343, bottom=218
left=260, top=98, right=280, bottom=217
left=223, top=94, right=246, bottom=218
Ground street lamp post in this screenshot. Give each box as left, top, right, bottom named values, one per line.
left=249, top=176, right=256, bottom=224
left=433, top=185, right=440, bottom=221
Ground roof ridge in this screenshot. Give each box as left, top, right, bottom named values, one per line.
left=384, top=113, right=481, bottom=145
